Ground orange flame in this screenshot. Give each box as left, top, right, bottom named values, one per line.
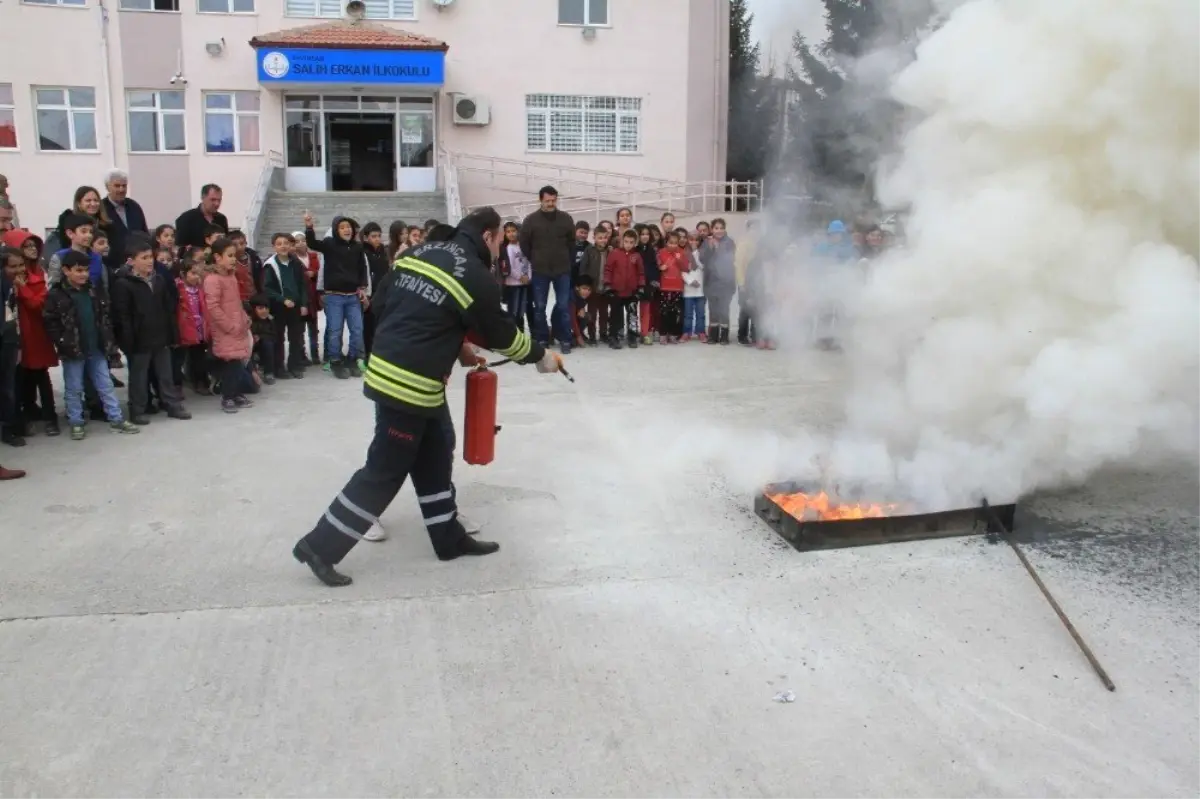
left=765, top=489, right=903, bottom=522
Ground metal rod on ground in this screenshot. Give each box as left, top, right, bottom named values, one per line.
left=982, top=499, right=1117, bottom=692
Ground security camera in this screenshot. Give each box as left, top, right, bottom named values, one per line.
left=169, top=73, right=188, bottom=86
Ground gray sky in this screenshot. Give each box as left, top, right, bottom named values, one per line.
left=748, top=0, right=827, bottom=72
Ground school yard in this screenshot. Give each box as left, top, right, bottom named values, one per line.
left=1, top=343, right=1197, bottom=797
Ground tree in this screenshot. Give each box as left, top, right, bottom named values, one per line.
left=780, top=0, right=935, bottom=206
left=726, top=0, right=777, bottom=184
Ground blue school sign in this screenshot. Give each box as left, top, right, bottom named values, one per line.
left=256, top=48, right=445, bottom=85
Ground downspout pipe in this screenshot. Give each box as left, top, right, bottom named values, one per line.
left=97, top=0, right=119, bottom=168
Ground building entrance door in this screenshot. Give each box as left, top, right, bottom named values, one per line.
left=326, top=112, right=396, bottom=191
left=397, top=106, right=435, bottom=192
left=283, top=94, right=435, bottom=192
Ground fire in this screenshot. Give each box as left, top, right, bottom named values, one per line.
left=765, top=489, right=902, bottom=522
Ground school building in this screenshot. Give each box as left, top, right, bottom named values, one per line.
left=0, top=0, right=736, bottom=245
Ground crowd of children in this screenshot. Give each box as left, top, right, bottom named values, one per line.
left=0, top=195, right=893, bottom=479
left=496, top=208, right=766, bottom=350
left=0, top=211, right=451, bottom=467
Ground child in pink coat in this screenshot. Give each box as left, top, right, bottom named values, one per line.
left=203, top=237, right=253, bottom=413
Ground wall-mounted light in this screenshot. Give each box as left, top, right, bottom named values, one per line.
left=205, top=38, right=226, bottom=57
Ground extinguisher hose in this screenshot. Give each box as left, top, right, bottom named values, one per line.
left=480, top=358, right=575, bottom=383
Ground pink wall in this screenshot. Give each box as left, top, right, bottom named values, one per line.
left=0, top=0, right=730, bottom=236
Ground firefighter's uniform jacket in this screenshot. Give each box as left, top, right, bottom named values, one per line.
left=364, top=228, right=545, bottom=414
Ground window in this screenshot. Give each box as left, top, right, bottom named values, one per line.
left=21, top=0, right=87, bottom=5
left=285, top=0, right=414, bottom=18
left=526, top=94, right=639, bottom=154
left=128, top=90, right=186, bottom=152
left=0, top=85, right=15, bottom=149
left=35, top=87, right=97, bottom=151
left=198, top=0, right=254, bottom=11
left=119, top=0, right=180, bottom=9
left=204, top=92, right=261, bottom=153
left=558, top=0, right=607, bottom=26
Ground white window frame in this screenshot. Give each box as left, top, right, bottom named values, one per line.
left=0, top=84, right=16, bottom=151
left=203, top=91, right=262, bottom=154
left=525, top=94, right=640, bottom=155
left=284, top=0, right=415, bottom=19
left=127, top=90, right=187, bottom=153
left=118, top=0, right=181, bottom=11
left=34, top=87, right=99, bottom=153
left=21, top=0, right=87, bottom=6
left=198, top=0, right=255, bottom=12
left=557, top=0, right=609, bottom=27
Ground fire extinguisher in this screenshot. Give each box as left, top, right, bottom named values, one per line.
left=462, top=356, right=574, bottom=467
left=463, top=366, right=500, bottom=466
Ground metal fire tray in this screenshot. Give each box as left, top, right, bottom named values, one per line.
left=755, top=481, right=1017, bottom=552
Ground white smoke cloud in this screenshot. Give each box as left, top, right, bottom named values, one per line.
left=592, top=0, right=1198, bottom=512
left=832, top=0, right=1200, bottom=507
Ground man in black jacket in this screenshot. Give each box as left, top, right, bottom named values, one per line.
left=102, top=169, right=149, bottom=275
left=110, top=239, right=191, bottom=424
left=519, top=185, right=577, bottom=353
left=174, top=184, right=229, bottom=253
left=292, top=207, right=567, bottom=587
left=304, top=212, right=368, bottom=379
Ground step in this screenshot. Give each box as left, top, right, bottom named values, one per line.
left=255, top=191, right=446, bottom=251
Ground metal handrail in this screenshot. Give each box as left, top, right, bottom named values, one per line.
left=446, top=151, right=681, bottom=193
left=243, top=149, right=284, bottom=247
left=478, top=180, right=764, bottom=222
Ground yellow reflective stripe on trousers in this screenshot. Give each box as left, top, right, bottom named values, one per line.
left=498, top=328, right=531, bottom=362
left=367, top=354, right=444, bottom=393
left=398, top=257, right=473, bottom=309
left=364, top=372, right=444, bottom=408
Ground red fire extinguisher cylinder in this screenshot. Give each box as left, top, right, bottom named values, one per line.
left=463, top=367, right=499, bottom=466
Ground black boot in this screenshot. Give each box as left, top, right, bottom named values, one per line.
left=720, top=326, right=731, bottom=345
left=436, top=534, right=500, bottom=562
left=331, top=359, right=351, bottom=380
left=293, top=539, right=353, bottom=587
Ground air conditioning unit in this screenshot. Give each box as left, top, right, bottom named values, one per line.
left=451, top=94, right=491, bottom=126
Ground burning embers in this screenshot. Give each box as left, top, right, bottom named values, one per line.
left=756, top=482, right=1015, bottom=552
left=764, top=488, right=904, bottom=522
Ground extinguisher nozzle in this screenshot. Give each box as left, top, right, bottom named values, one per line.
left=560, top=367, right=575, bottom=383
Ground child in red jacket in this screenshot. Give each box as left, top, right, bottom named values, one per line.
left=602, top=229, right=645, bottom=349
left=655, top=229, right=688, bottom=344
left=175, top=261, right=212, bottom=395
left=2, top=229, right=59, bottom=435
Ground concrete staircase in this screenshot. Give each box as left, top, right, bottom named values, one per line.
left=255, top=191, right=447, bottom=251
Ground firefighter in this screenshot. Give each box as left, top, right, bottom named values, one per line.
left=292, top=207, right=564, bottom=587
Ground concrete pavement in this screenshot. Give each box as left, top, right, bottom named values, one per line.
left=1, top=344, right=1196, bottom=797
